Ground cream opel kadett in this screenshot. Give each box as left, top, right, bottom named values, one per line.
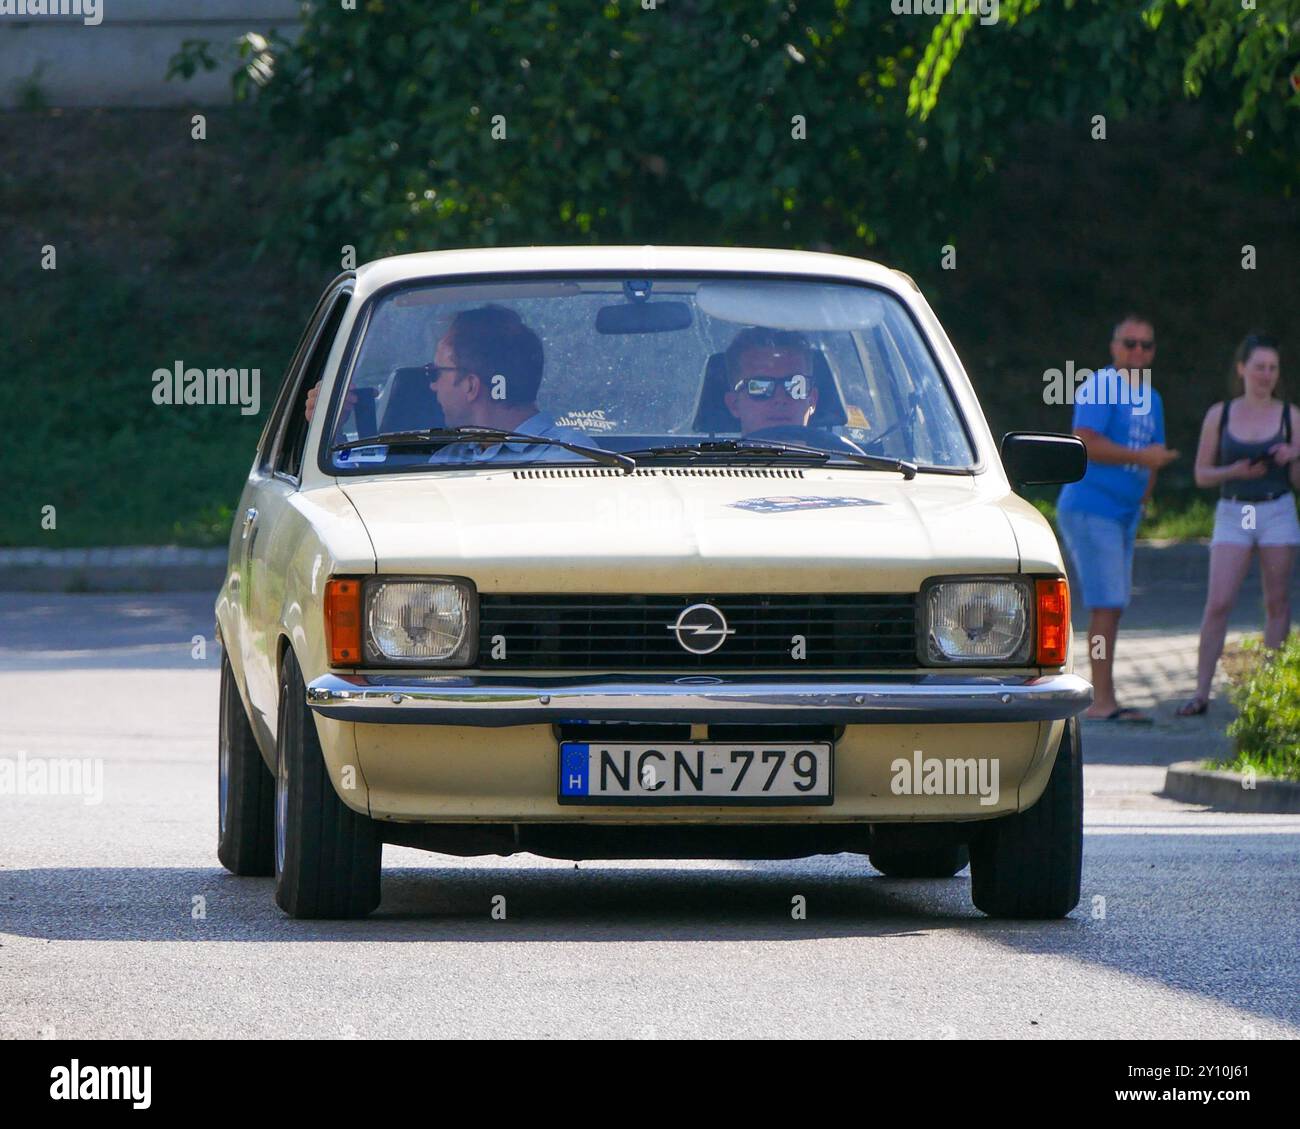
left=214, top=245, right=1091, bottom=919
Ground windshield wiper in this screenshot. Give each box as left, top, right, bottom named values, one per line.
left=624, top=439, right=916, bottom=479
left=331, top=427, right=636, bottom=473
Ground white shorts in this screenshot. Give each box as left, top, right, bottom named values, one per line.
left=1212, top=494, right=1300, bottom=547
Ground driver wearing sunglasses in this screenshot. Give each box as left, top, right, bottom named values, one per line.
left=722, top=327, right=821, bottom=436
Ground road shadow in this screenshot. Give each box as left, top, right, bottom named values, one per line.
left=0, top=593, right=220, bottom=672
left=2, top=829, right=1297, bottom=1031
left=0, top=860, right=1013, bottom=944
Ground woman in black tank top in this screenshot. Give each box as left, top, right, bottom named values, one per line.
left=1217, top=397, right=1292, bottom=501
left=1179, top=335, right=1297, bottom=715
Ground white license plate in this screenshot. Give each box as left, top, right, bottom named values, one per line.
left=558, top=742, right=833, bottom=805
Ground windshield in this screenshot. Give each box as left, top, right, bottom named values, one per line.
left=322, top=275, right=976, bottom=473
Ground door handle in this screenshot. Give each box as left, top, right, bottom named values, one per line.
left=241, top=507, right=259, bottom=540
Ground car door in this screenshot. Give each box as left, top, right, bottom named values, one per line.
left=224, top=286, right=336, bottom=742
left=241, top=283, right=354, bottom=737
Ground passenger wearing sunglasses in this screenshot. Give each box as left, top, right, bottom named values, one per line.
left=722, top=328, right=823, bottom=437
left=1056, top=314, right=1179, bottom=722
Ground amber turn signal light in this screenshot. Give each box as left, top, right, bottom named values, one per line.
left=325, top=578, right=363, bottom=666
left=1035, top=577, right=1069, bottom=666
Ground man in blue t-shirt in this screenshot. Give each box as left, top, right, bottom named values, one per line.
left=1057, top=314, right=1179, bottom=722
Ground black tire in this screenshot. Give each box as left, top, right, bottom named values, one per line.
left=969, top=717, right=1083, bottom=919
left=870, top=844, right=969, bottom=879
left=274, top=649, right=382, bottom=919
left=217, top=651, right=274, bottom=876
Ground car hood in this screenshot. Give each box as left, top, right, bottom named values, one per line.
left=337, top=468, right=1024, bottom=592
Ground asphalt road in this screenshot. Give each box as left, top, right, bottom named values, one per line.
left=1, top=593, right=1297, bottom=1039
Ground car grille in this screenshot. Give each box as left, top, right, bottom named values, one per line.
left=477, top=594, right=918, bottom=670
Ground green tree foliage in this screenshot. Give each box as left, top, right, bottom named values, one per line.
left=910, top=0, right=1299, bottom=183
left=168, top=1, right=1054, bottom=265
left=170, top=0, right=1298, bottom=264
left=1175, top=0, right=1300, bottom=132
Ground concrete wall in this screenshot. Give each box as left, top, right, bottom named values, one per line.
left=0, top=0, right=301, bottom=108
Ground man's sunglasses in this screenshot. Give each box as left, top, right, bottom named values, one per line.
left=734, top=376, right=809, bottom=399
left=1120, top=338, right=1155, bottom=350
left=426, top=364, right=467, bottom=380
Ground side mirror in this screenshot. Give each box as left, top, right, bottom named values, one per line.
left=1000, top=432, right=1087, bottom=488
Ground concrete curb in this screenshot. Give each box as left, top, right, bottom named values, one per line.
left=1162, top=759, right=1300, bottom=813
left=0, top=548, right=226, bottom=593
left=1131, top=540, right=1211, bottom=586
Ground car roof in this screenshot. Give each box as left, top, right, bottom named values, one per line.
left=352, top=245, right=910, bottom=304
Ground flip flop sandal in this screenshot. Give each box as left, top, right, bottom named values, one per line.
left=1176, top=698, right=1209, bottom=717
left=1096, top=707, right=1154, bottom=723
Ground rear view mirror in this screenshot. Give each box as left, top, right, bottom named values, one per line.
left=595, top=301, right=693, bottom=334
left=1000, top=432, right=1087, bottom=488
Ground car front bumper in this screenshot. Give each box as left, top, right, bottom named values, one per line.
left=305, top=670, right=1091, bottom=726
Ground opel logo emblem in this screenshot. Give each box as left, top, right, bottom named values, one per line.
left=667, top=603, right=735, bottom=655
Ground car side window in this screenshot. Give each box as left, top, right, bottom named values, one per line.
left=274, top=290, right=351, bottom=480
left=256, top=288, right=336, bottom=473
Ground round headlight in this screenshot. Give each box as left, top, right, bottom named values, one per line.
left=925, top=580, right=1030, bottom=663
left=366, top=580, right=475, bottom=663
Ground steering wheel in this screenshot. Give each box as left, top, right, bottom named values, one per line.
left=854, top=424, right=897, bottom=454
left=746, top=425, right=868, bottom=456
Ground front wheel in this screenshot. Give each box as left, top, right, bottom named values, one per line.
left=969, top=718, right=1083, bottom=919
left=274, top=650, right=382, bottom=919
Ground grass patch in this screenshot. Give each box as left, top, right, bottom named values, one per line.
left=0, top=108, right=318, bottom=548
left=1211, top=634, right=1300, bottom=782
left=1138, top=497, right=1216, bottom=541
left=1025, top=493, right=1215, bottom=541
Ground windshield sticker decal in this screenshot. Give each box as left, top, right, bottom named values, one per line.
left=728, top=495, right=880, bottom=514
left=555, top=408, right=621, bottom=433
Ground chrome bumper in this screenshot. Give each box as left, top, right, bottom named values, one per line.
left=305, top=671, right=1091, bottom=726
